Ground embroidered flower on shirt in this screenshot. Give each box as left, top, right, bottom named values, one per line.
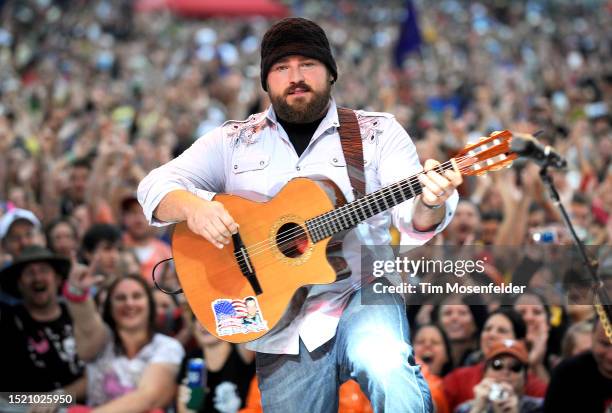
left=356, top=114, right=383, bottom=145
left=224, top=112, right=267, bottom=148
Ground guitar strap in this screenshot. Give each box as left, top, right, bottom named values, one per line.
left=337, top=107, right=365, bottom=199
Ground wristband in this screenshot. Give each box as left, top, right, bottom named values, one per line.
left=421, top=198, right=443, bottom=210
left=62, top=281, right=90, bottom=303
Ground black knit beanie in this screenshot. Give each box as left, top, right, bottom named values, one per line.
left=260, top=17, right=337, bottom=91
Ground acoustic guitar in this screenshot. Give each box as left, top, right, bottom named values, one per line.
left=172, top=130, right=517, bottom=343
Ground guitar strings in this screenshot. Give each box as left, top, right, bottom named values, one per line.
left=231, top=156, right=475, bottom=266
left=236, top=157, right=459, bottom=257
left=223, top=159, right=478, bottom=276
left=236, top=156, right=472, bottom=260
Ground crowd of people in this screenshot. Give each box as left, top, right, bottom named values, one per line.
left=0, top=0, right=610, bottom=412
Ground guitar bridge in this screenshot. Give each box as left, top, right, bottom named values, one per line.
left=232, top=232, right=263, bottom=295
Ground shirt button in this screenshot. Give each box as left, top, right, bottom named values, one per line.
left=296, top=166, right=301, bottom=171
left=333, top=158, right=338, bottom=163
left=260, top=161, right=265, bottom=166
left=233, top=165, right=238, bottom=169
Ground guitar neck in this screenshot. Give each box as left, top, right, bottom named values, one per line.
left=305, top=160, right=455, bottom=242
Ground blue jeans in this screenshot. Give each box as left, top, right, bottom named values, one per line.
left=255, top=288, right=432, bottom=413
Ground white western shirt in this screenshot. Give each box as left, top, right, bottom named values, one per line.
left=138, top=99, right=458, bottom=354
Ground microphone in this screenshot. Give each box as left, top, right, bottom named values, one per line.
left=510, top=134, right=567, bottom=169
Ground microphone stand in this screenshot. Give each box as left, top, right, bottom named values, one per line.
left=539, top=164, right=612, bottom=340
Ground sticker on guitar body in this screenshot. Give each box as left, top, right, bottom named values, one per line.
left=212, top=296, right=269, bottom=336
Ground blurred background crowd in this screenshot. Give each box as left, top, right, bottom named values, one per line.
left=0, top=0, right=610, bottom=412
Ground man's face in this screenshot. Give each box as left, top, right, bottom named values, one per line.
left=481, top=219, right=499, bottom=245
left=88, top=241, right=121, bottom=277
left=592, top=322, right=612, bottom=379
left=246, top=299, right=258, bottom=317
left=2, top=220, right=43, bottom=258
left=266, top=55, right=332, bottom=123
left=122, top=202, right=149, bottom=241
left=447, top=201, right=480, bottom=243
left=17, top=262, right=61, bottom=309
left=570, top=202, right=591, bottom=228
left=68, top=166, right=89, bottom=203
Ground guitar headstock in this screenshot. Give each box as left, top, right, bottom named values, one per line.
left=454, top=130, right=517, bottom=176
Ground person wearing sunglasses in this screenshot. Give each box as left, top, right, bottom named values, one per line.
left=455, top=339, right=544, bottom=413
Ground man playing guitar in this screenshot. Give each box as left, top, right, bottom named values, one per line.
left=138, top=17, right=462, bottom=413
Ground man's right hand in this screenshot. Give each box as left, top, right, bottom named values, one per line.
left=186, top=200, right=238, bottom=249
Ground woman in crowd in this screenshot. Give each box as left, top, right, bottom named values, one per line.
left=45, top=217, right=80, bottom=259
left=560, top=319, right=593, bottom=361
left=443, top=307, right=547, bottom=412
left=433, top=295, right=487, bottom=368
left=413, top=323, right=453, bottom=377
left=153, top=288, right=193, bottom=348
left=455, top=339, right=543, bottom=413
left=413, top=324, right=454, bottom=413
left=65, top=269, right=184, bottom=412
left=513, top=291, right=552, bottom=384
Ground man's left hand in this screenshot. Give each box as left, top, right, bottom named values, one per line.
left=417, top=159, right=462, bottom=208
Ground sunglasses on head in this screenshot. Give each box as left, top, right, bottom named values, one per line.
left=489, top=358, right=525, bottom=373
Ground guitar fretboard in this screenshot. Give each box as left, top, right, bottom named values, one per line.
left=305, top=163, right=453, bottom=242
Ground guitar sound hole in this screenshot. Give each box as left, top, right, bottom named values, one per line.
left=276, top=222, right=309, bottom=258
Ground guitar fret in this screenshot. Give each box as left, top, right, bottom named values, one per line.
left=381, top=190, right=391, bottom=210
left=410, top=178, right=421, bottom=198
left=365, top=195, right=376, bottom=217
left=400, top=178, right=412, bottom=200
left=314, top=219, right=323, bottom=241
left=306, top=220, right=314, bottom=242
left=309, top=220, right=316, bottom=242
left=320, top=218, right=328, bottom=240
left=394, top=181, right=406, bottom=203
left=326, top=213, right=336, bottom=235
left=337, top=208, right=348, bottom=230
left=317, top=216, right=327, bottom=239
left=357, top=200, right=368, bottom=222
left=347, top=208, right=354, bottom=228
left=348, top=209, right=358, bottom=227
left=388, top=186, right=399, bottom=206
left=373, top=192, right=386, bottom=214
left=319, top=214, right=329, bottom=236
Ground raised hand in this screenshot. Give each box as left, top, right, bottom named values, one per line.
left=67, top=251, right=106, bottom=294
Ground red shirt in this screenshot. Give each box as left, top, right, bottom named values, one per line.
left=443, top=361, right=548, bottom=412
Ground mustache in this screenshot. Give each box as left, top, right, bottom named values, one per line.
left=285, top=82, right=312, bottom=96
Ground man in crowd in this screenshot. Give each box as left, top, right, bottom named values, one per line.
left=544, top=317, right=612, bottom=412
left=0, top=208, right=44, bottom=260
left=120, top=193, right=171, bottom=283
left=0, top=245, right=84, bottom=395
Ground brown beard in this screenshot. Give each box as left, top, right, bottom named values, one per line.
left=270, top=81, right=332, bottom=123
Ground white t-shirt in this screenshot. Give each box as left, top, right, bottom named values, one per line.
left=86, top=332, right=184, bottom=406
